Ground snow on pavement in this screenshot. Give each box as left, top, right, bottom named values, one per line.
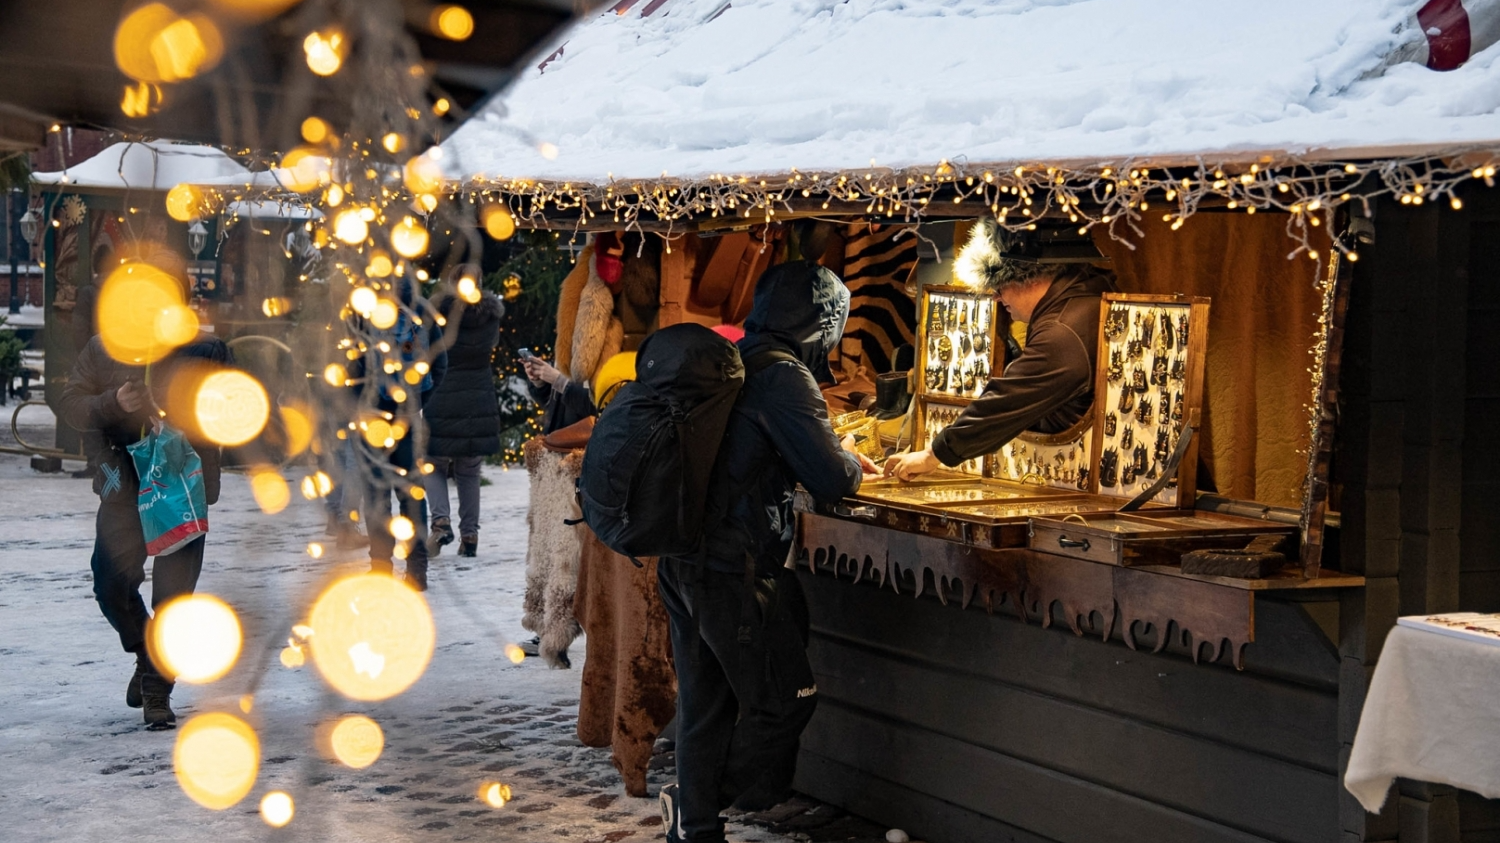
left=0, top=453, right=797, bottom=843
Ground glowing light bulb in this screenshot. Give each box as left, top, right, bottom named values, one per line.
left=307, top=574, right=435, bottom=701
left=349, top=286, right=378, bottom=317
left=323, top=363, right=346, bottom=386
left=165, top=183, right=205, bottom=222
left=194, top=370, right=270, bottom=447
left=481, top=203, right=515, bottom=241
left=457, top=276, right=481, bottom=304
left=329, top=715, right=384, bottom=768
left=250, top=468, right=290, bottom=514
left=370, top=298, right=399, bottom=330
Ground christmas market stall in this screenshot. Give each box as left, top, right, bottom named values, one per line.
left=439, top=1, right=1500, bottom=841
left=27, top=141, right=317, bottom=460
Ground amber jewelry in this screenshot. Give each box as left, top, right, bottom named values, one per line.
left=1076, top=465, right=1091, bottom=490
left=1170, top=354, right=1186, bottom=382
left=936, top=334, right=953, bottom=363
left=1104, top=411, right=1117, bottom=437
left=1120, top=424, right=1134, bottom=451
left=1107, top=349, right=1124, bottom=383
left=1132, top=367, right=1148, bottom=393
left=1159, top=390, right=1172, bottom=420
left=1154, top=425, right=1171, bottom=462
left=1160, top=310, right=1175, bottom=351
left=1151, top=354, right=1168, bottom=386
left=1140, top=309, right=1156, bottom=348
left=1117, top=386, right=1135, bottom=414
left=1171, top=389, right=1184, bottom=421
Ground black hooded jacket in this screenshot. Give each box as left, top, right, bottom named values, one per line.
left=931, top=270, right=1114, bottom=466
left=425, top=290, right=503, bottom=457
left=698, top=261, right=864, bottom=575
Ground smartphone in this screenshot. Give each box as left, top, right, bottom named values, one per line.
left=518, top=348, right=535, bottom=360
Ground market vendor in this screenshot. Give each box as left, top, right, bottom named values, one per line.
left=885, top=219, right=1116, bottom=481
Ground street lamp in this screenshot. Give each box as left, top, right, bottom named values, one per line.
left=18, top=208, right=38, bottom=246
left=188, top=220, right=208, bottom=257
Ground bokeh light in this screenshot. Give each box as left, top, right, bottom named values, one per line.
left=381, top=132, right=405, bottom=154
left=403, top=155, right=443, bottom=195
left=250, top=468, right=290, bottom=514
left=306, top=542, right=324, bottom=559
left=300, top=116, right=329, bottom=144
left=323, top=363, right=346, bottom=387
left=97, top=261, right=197, bottom=364
left=207, top=0, right=303, bottom=21
left=174, top=713, right=260, bottom=810
left=457, top=276, right=481, bottom=304
left=329, top=715, right=384, bottom=768
left=366, top=251, right=394, bottom=277
left=165, top=183, right=206, bottom=222
left=481, top=203, right=515, bottom=240
left=362, top=417, right=394, bottom=448
left=349, top=286, right=378, bottom=317
left=479, top=782, right=512, bottom=808
left=280, top=645, right=305, bottom=668
left=504, top=643, right=525, bottom=664
left=333, top=209, right=368, bottom=244
left=194, top=370, right=270, bottom=447
left=389, top=516, right=415, bottom=542
left=279, top=404, right=313, bottom=456
left=149, top=594, right=242, bottom=683
left=370, top=298, right=399, bottom=330
left=115, top=4, right=222, bottom=84
left=303, top=29, right=345, bottom=76
left=432, top=5, right=475, bottom=40
left=280, top=147, right=331, bottom=193
left=390, top=217, right=429, bottom=258
left=306, top=573, right=435, bottom=701
left=260, top=791, right=294, bottom=828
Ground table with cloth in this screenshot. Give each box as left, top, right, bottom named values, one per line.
left=1345, top=623, right=1500, bottom=812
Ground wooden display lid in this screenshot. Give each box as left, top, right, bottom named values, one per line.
left=1026, top=510, right=1294, bottom=567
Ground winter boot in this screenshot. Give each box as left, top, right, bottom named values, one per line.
left=140, top=671, right=176, bottom=731
left=659, top=783, right=685, bottom=843
left=457, top=534, right=478, bottom=558
left=126, top=652, right=150, bottom=709
left=426, top=517, right=455, bottom=557
left=336, top=521, right=370, bottom=550
left=404, top=560, right=428, bottom=592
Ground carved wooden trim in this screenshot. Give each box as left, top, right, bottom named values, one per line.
left=795, top=515, right=1256, bottom=669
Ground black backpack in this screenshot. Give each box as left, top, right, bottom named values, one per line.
left=576, top=324, right=747, bottom=561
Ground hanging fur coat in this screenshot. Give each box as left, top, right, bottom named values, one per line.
left=521, top=438, right=585, bottom=667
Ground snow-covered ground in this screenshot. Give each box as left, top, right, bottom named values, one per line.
left=0, top=452, right=802, bottom=843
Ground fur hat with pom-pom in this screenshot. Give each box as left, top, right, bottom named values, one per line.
left=954, top=217, right=1047, bottom=292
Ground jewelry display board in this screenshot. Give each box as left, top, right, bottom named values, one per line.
left=914, top=285, right=1002, bottom=476
left=1091, top=294, right=1210, bottom=507
left=989, top=420, right=1093, bottom=492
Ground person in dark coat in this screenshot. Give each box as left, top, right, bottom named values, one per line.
left=884, top=220, right=1115, bottom=481
left=423, top=289, right=504, bottom=557
left=58, top=330, right=231, bottom=730
left=657, top=261, right=877, bottom=843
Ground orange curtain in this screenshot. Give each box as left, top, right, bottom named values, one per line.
left=1098, top=214, right=1328, bottom=507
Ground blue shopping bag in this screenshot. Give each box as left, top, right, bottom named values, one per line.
left=127, top=423, right=209, bottom=556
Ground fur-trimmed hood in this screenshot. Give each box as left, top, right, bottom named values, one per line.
left=954, top=216, right=1042, bottom=292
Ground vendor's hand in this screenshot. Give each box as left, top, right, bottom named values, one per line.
left=522, top=356, right=563, bottom=388
left=115, top=381, right=148, bottom=414
left=883, top=449, right=941, bottom=482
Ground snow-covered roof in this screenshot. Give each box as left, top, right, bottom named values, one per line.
left=31, top=141, right=249, bottom=191
left=443, top=0, right=1500, bottom=186
left=224, top=199, right=321, bottom=220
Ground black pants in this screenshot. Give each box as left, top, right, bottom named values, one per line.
left=657, top=558, right=818, bottom=843
left=366, top=434, right=428, bottom=574
left=90, top=501, right=205, bottom=654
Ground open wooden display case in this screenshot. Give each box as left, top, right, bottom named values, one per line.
left=830, top=291, right=1219, bottom=550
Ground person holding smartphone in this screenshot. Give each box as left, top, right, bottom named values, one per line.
left=520, top=348, right=597, bottom=435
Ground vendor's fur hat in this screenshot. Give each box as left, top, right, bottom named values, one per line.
left=954, top=217, right=1046, bottom=292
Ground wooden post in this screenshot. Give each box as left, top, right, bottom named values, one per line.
left=1300, top=230, right=1356, bottom=579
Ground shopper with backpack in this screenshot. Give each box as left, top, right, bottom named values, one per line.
left=653, top=261, right=876, bottom=843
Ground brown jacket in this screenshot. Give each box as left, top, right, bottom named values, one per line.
left=58, top=334, right=230, bottom=504
left=932, top=271, right=1113, bottom=467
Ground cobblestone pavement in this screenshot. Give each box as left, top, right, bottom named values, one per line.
left=0, top=451, right=898, bottom=843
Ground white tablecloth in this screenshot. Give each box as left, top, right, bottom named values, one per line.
left=1345, top=624, right=1500, bottom=812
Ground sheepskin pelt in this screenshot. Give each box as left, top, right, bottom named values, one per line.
left=554, top=244, right=594, bottom=376
left=570, top=269, right=619, bottom=383
left=954, top=216, right=1043, bottom=292
left=522, top=437, right=585, bottom=668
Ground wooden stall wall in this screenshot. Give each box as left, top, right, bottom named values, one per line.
left=1336, top=186, right=1500, bottom=843
left=1099, top=215, right=1327, bottom=508
left=794, top=572, right=1342, bottom=843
